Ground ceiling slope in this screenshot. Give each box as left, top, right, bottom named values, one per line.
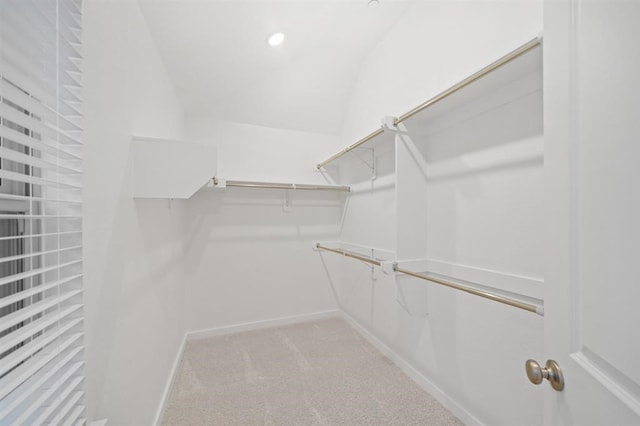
left=138, top=0, right=413, bottom=135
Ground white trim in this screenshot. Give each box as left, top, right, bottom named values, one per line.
left=339, top=310, right=484, bottom=426
left=153, top=333, right=187, bottom=426
left=571, top=351, right=640, bottom=417
left=187, top=310, right=340, bottom=340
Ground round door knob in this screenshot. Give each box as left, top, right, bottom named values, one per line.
left=525, top=359, right=564, bottom=391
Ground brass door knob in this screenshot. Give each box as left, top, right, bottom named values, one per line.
left=525, top=359, right=564, bottom=391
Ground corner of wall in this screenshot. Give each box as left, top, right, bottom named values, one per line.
left=82, top=1, right=189, bottom=423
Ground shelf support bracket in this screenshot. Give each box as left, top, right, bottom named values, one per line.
left=347, top=147, right=376, bottom=181
left=283, top=190, right=292, bottom=213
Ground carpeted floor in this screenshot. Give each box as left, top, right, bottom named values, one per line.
left=162, top=317, right=463, bottom=425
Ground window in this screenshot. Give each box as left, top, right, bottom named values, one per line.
left=0, top=1, right=86, bottom=423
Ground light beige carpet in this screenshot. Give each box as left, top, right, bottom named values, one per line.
left=162, top=317, right=463, bottom=425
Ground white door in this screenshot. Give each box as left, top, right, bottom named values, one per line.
left=544, top=0, right=640, bottom=423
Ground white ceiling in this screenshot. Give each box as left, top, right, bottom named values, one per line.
left=138, top=0, right=413, bottom=135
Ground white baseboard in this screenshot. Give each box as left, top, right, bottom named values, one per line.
left=186, top=310, right=340, bottom=340
left=153, top=332, right=187, bottom=426
left=339, top=310, right=484, bottom=426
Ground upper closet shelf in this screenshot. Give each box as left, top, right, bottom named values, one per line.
left=132, top=136, right=217, bottom=199
left=317, top=35, right=542, bottom=170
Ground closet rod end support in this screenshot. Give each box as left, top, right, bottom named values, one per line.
left=381, top=116, right=399, bottom=133
left=381, top=261, right=397, bottom=275
left=212, top=176, right=226, bottom=188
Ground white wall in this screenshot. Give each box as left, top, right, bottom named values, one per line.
left=79, top=1, right=546, bottom=424
left=183, top=119, right=343, bottom=333
left=332, top=1, right=545, bottom=425
left=82, top=1, right=187, bottom=424
left=342, top=0, right=543, bottom=143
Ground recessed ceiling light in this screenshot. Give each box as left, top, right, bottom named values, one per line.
left=368, top=0, right=380, bottom=7
left=267, top=32, right=285, bottom=47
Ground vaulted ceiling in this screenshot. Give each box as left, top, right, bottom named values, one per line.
left=138, top=0, right=413, bottom=135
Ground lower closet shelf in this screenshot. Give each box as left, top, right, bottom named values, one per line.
left=315, top=243, right=544, bottom=316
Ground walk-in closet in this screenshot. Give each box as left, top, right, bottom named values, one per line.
left=1, top=0, right=639, bottom=425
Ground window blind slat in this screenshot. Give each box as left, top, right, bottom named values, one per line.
left=0, top=79, right=46, bottom=117
left=0, top=60, right=50, bottom=104
left=59, top=17, right=82, bottom=45
left=0, top=275, right=82, bottom=310
left=0, top=246, right=82, bottom=266
left=4, top=1, right=57, bottom=35
left=0, top=193, right=81, bottom=203
left=0, top=304, right=82, bottom=355
left=11, top=370, right=82, bottom=426
left=60, top=3, right=82, bottom=28
left=4, top=362, right=83, bottom=426
left=0, top=169, right=82, bottom=190
left=60, top=99, right=82, bottom=117
left=41, top=105, right=83, bottom=136
left=42, top=102, right=83, bottom=130
left=0, top=259, right=82, bottom=291
left=63, top=405, right=85, bottom=426
left=57, top=128, right=84, bottom=146
left=0, top=40, right=52, bottom=99
left=63, top=70, right=83, bottom=89
left=33, top=386, right=83, bottom=426
left=46, top=134, right=84, bottom=158
left=0, top=289, right=82, bottom=334
left=0, top=146, right=83, bottom=175
left=0, top=101, right=45, bottom=134
left=0, top=9, right=53, bottom=64
left=0, top=230, right=82, bottom=243
left=0, top=333, right=83, bottom=401
left=0, top=125, right=52, bottom=157
left=60, top=49, right=82, bottom=72
left=43, top=121, right=83, bottom=144
left=0, top=214, right=82, bottom=220
left=0, top=317, right=83, bottom=378
left=0, top=354, right=83, bottom=422
left=0, top=123, right=82, bottom=160
left=45, top=389, right=84, bottom=425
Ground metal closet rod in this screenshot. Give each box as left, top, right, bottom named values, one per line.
left=315, top=243, right=543, bottom=316
left=316, top=36, right=543, bottom=170
left=212, top=177, right=350, bottom=192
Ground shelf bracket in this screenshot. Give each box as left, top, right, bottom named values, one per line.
left=283, top=190, right=292, bottom=213
left=348, top=147, right=376, bottom=180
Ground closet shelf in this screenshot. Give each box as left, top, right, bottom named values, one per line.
left=132, top=136, right=217, bottom=199
left=315, top=243, right=544, bottom=316
left=317, top=35, right=542, bottom=170
left=211, top=177, right=350, bottom=192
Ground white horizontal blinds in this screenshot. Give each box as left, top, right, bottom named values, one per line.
left=0, top=1, right=86, bottom=425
